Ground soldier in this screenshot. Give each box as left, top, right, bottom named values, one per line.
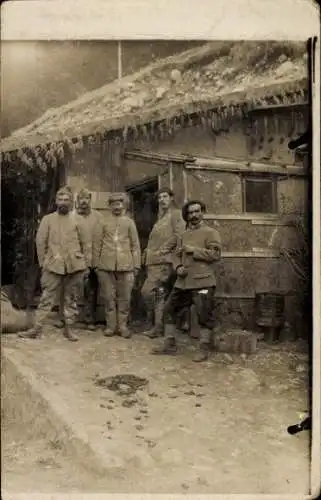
left=151, top=199, right=221, bottom=362
left=18, top=186, right=91, bottom=342
left=141, top=188, right=185, bottom=338
left=73, top=188, right=103, bottom=330
left=93, top=193, right=141, bottom=339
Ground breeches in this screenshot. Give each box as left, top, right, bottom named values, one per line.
left=97, top=270, right=134, bottom=315
left=141, top=264, right=175, bottom=307
left=36, top=270, right=85, bottom=326
left=163, top=286, right=216, bottom=342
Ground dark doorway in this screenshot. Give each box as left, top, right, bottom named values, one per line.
left=126, top=177, right=159, bottom=323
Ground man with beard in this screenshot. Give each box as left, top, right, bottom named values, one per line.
left=93, top=193, right=141, bottom=339
left=151, top=200, right=221, bottom=362
left=141, top=188, right=185, bottom=338
left=19, top=186, right=91, bottom=341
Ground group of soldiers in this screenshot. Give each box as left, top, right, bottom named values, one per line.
left=19, top=184, right=222, bottom=362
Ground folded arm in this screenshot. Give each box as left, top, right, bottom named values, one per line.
left=191, top=231, right=222, bottom=263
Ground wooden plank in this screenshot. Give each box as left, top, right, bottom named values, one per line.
left=251, top=219, right=289, bottom=226
left=215, top=293, right=255, bottom=299
left=186, top=160, right=307, bottom=177
left=204, top=213, right=279, bottom=221
left=248, top=102, right=309, bottom=113
left=222, top=251, right=279, bottom=258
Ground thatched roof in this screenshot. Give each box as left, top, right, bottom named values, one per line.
left=1, top=41, right=308, bottom=154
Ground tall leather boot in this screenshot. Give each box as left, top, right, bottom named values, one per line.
left=145, top=288, right=165, bottom=339
left=151, top=324, right=177, bottom=355
left=63, top=323, right=79, bottom=342
left=118, top=312, right=131, bottom=339
left=104, top=310, right=117, bottom=337
left=193, top=327, right=212, bottom=362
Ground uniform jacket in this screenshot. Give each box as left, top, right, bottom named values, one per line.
left=93, top=214, right=141, bottom=272
left=144, top=208, right=185, bottom=266
left=170, top=221, right=221, bottom=290
left=72, top=208, right=103, bottom=267
left=36, top=212, right=91, bottom=275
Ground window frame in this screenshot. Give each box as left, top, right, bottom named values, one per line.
left=242, top=175, right=278, bottom=215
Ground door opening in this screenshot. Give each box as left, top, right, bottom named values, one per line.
left=126, top=177, right=159, bottom=322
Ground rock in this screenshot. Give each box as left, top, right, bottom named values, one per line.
left=170, top=69, right=182, bottom=82
left=295, top=364, right=307, bottom=373
left=156, top=86, right=167, bottom=99
left=122, top=398, right=137, bottom=408
left=275, top=61, right=294, bottom=76
left=194, top=71, right=201, bottom=80
left=278, top=54, right=287, bottom=63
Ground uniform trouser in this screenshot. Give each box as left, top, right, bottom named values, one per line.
left=97, top=270, right=134, bottom=330
left=81, top=269, right=99, bottom=322
left=141, top=264, right=175, bottom=322
left=36, top=270, right=85, bottom=327
left=163, top=286, right=216, bottom=344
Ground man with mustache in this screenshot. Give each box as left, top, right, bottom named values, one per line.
left=141, top=188, right=185, bottom=338
left=72, top=188, right=103, bottom=330
left=151, top=200, right=221, bottom=362
left=19, top=186, right=91, bottom=341
left=93, top=193, right=141, bottom=339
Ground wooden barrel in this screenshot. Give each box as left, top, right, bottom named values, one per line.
left=255, top=292, right=285, bottom=329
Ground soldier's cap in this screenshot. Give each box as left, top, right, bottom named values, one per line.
left=108, top=192, right=126, bottom=204
left=77, top=188, right=92, bottom=199
left=157, top=187, right=174, bottom=198
left=56, top=186, right=74, bottom=200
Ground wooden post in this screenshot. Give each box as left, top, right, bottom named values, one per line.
left=168, top=162, right=173, bottom=190
left=118, top=41, right=122, bottom=80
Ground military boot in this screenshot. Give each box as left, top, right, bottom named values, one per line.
left=18, top=324, right=43, bottom=339
left=104, top=311, right=117, bottom=337
left=63, top=324, right=79, bottom=342
left=118, top=313, right=131, bottom=339
left=145, top=288, right=165, bottom=338
left=151, top=324, right=177, bottom=355
left=193, top=343, right=210, bottom=362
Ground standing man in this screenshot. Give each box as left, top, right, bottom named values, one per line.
left=93, top=193, right=141, bottom=339
left=19, top=186, right=91, bottom=342
left=141, top=188, right=185, bottom=338
left=151, top=200, right=221, bottom=362
left=73, top=188, right=103, bottom=330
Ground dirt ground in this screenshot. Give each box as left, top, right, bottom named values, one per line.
left=2, top=325, right=311, bottom=495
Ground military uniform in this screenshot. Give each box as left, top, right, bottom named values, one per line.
left=19, top=207, right=91, bottom=341
left=152, top=221, right=221, bottom=361
left=141, top=208, right=185, bottom=335
left=72, top=203, right=103, bottom=328
left=93, top=195, right=141, bottom=338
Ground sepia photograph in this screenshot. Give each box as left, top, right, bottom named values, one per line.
left=1, top=2, right=320, bottom=497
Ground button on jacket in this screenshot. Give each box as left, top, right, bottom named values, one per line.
left=93, top=214, right=141, bottom=272
left=72, top=209, right=103, bottom=268
left=36, top=212, right=91, bottom=275
left=171, top=222, right=221, bottom=290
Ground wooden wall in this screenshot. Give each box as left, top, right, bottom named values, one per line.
left=63, top=104, right=309, bottom=334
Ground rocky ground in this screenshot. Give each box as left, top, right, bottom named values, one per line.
left=2, top=326, right=310, bottom=495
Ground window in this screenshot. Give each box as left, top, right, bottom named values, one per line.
left=243, top=177, right=277, bottom=214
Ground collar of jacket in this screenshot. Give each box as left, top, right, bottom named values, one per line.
left=76, top=207, right=92, bottom=216
left=187, top=220, right=204, bottom=230
left=158, top=207, right=171, bottom=219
